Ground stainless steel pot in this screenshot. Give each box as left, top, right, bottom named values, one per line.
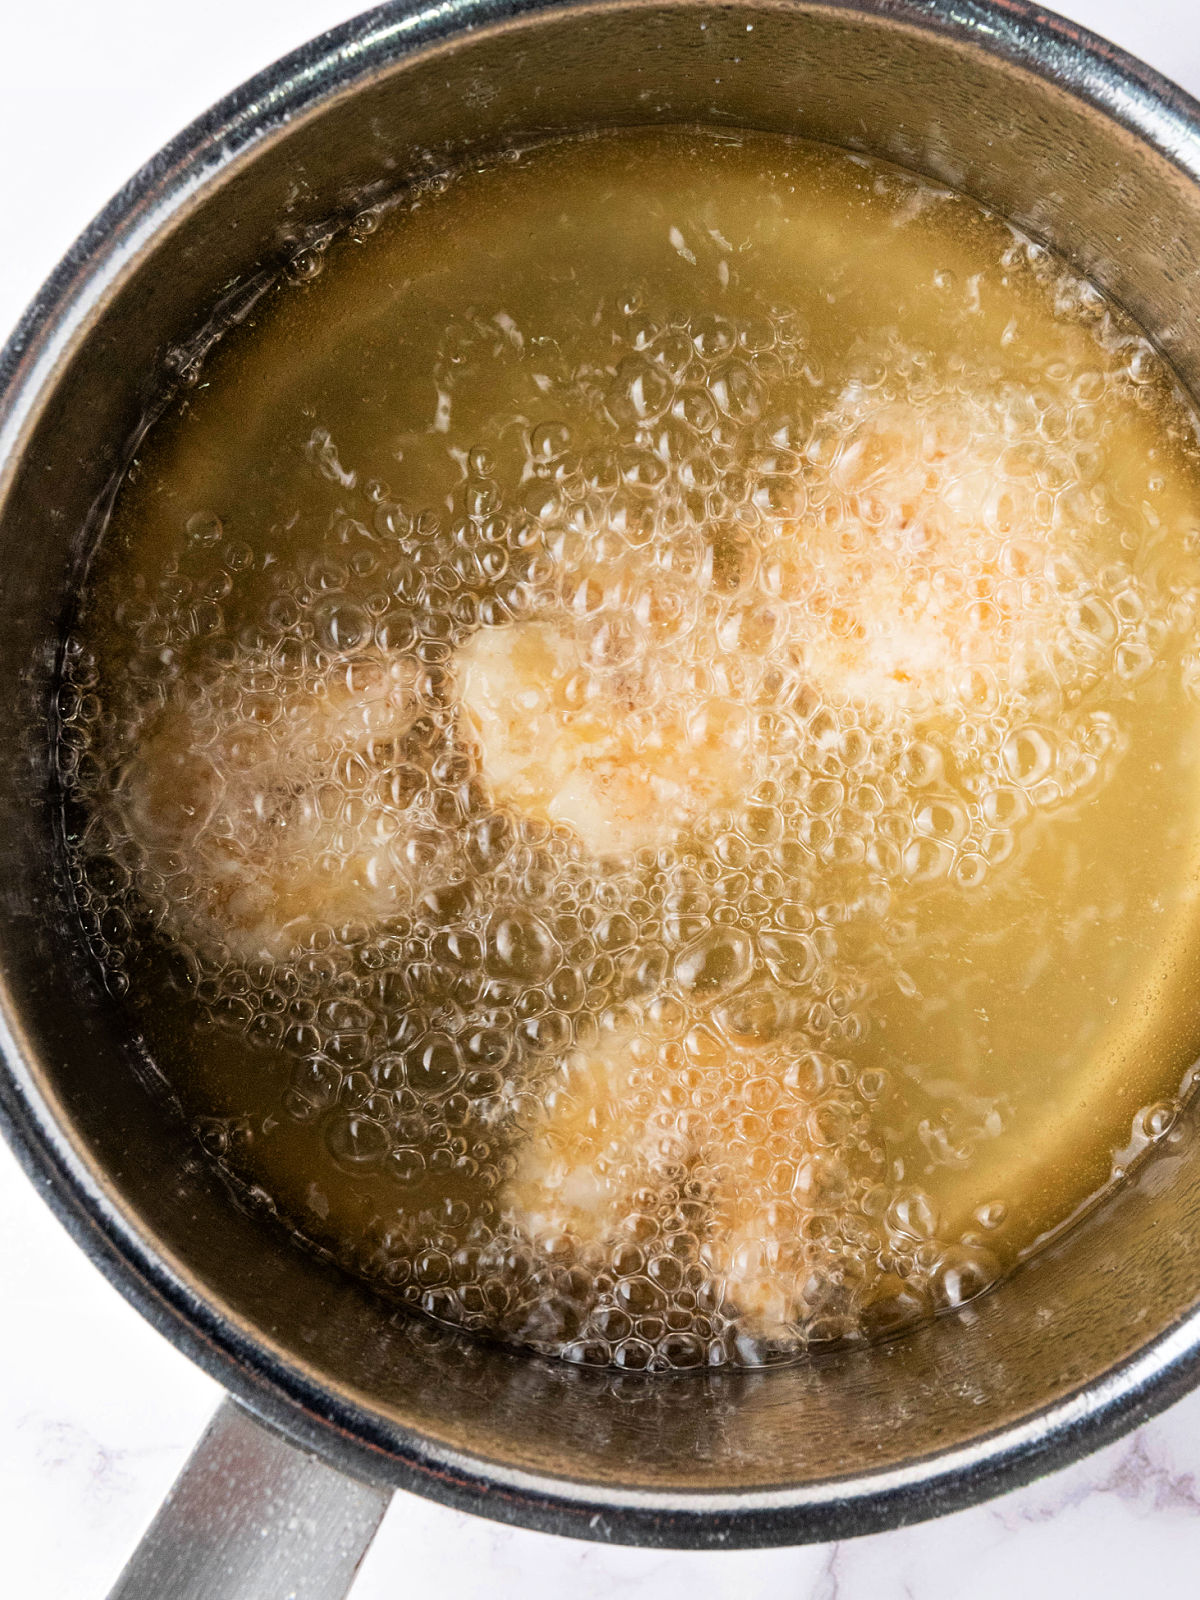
left=4, top=2, right=1200, bottom=1592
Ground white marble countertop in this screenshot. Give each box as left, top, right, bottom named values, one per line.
left=5, top=2, right=1200, bottom=1595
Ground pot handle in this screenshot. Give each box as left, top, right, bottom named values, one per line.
left=106, top=1396, right=392, bottom=1600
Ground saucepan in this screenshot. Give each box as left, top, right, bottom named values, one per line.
left=4, top=2, right=1200, bottom=1594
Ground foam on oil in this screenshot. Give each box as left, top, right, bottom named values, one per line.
left=60, top=130, right=1200, bottom=1369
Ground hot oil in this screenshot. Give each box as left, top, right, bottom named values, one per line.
left=59, top=129, right=1200, bottom=1369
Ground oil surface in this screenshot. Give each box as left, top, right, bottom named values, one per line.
left=60, top=129, right=1200, bottom=1369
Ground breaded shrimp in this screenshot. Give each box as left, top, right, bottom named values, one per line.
left=503, top=1017, right=834, bottom=1338
left=110, top=647, right=428, bottom=961
left=456, top=612, right=752, bottom=857
left=502, top=1024, right=692, bottom=1242
left=774, top=387, right=1081, bottom=716
left=456, top=380, right=1100, bottom=866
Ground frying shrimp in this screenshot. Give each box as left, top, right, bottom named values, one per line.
left=108, top=647, right=429, bottom=961
left=502, top=1014, right=848, bottom=1339
left=774, top=387, right=1087, bottom=717
left=455, top=380, right=1107, bottom=869
left=455, top=608, right=753, bottom=858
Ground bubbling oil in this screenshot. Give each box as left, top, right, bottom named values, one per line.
left=60, top=130, right=1200, bottom=1370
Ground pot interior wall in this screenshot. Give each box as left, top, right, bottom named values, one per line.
left=3, top=0, right=1200, bottom=1538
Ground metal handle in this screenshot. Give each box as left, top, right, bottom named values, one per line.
left=106, top=1397, right=392, bottom=1600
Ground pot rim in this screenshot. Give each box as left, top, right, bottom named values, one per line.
left=4, top=0, right=1200, bottom=1549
